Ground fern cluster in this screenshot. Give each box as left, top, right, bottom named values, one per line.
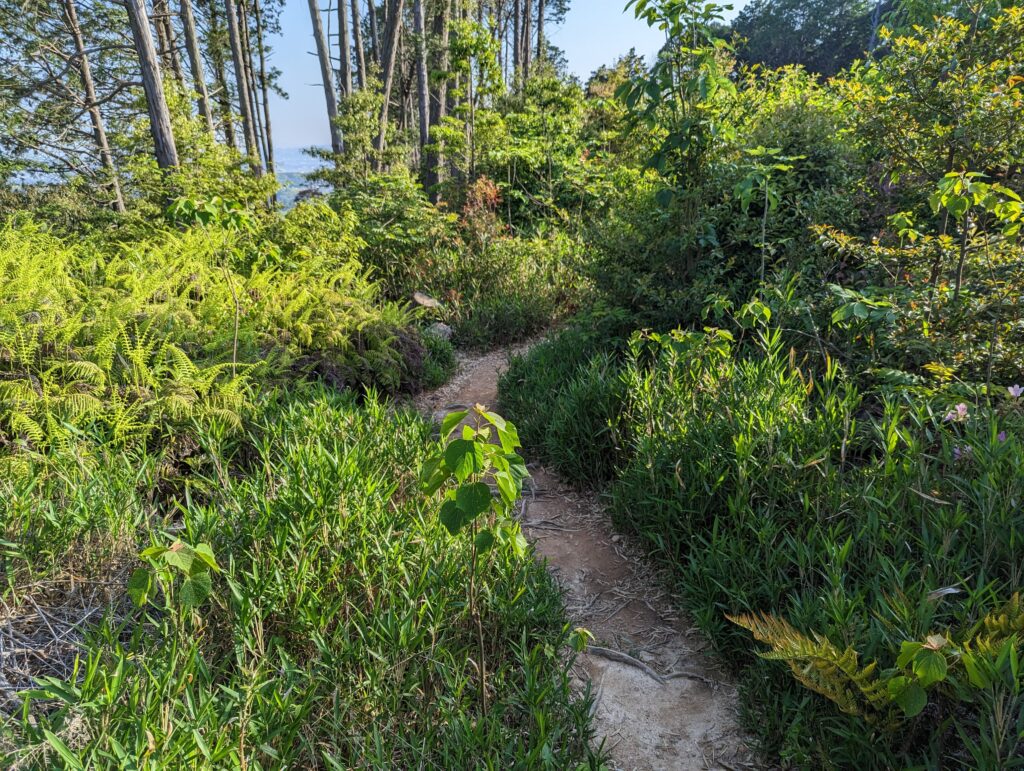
left=730, top=593, right=1024, bottom=732
left=0, top=206, right=419, bottom=455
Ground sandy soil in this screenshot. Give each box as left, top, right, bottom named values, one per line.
left=414, top=343, right=759, bottom=770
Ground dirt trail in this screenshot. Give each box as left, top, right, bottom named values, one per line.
left=416, top=345, right=757, bottom=770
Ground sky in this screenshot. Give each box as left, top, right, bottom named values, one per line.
left=268, top=0, right=749, bottom=152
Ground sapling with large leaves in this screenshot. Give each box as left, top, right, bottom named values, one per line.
left=734, top=146, right=802, bottom=281
left=421, top=405, right=529, bottom=715
left=128, top=539, right=220, bottom=612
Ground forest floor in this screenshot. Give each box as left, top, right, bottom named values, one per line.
left=415, top=343, right=758, bottom=770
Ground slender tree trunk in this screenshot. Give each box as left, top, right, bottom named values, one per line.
left=412, top=0, right=428, bottom=152
left=180, top=0, right=215, bottom=135
left=351, top=0, right=367, bottom=88
left=424, top=0, right=449, bottom=196
left=512, top=0, right=521, bottom=86
left=868, top=0, right=884, bottom=53
left=309, top=0, right=344, bottom=153
left=374, top=0, right=405, bottom=158
left=126, top=0, right=179, bottom=168
left=239, top=0, right=267, bottom=167
left=225, top=0, right=262, bottom=169
left=522, top=0, right=531, bottom=80
left=367, top=0, right=381, bottom=65
left=337, top=0, right=353, bottom=96
left=252, top=0, right=275, bottom=174
left=536, top=0, right=544, bottom=61
left=153, top=0, right=186, bottom=87
left=63, top=0, right=125, bottom=211
left=495, top=4, right=504, bottom=83
left=208, top=0, right=236, bottom=148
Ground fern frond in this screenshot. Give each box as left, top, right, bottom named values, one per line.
left=728, top=612, right=888, bottom=716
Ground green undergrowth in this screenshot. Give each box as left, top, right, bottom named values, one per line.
left=500, top=318, right=1024, bottom=767
left=0, top=385, right=598, bottom=768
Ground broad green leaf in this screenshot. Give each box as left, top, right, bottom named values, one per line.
left=439, top=499, right=465, bottom=535
left=193, top=543, right=220, bottom=573
left=897, top=641, right=924, bottom=669
left=456, top=482, right=493, bottom=519
left=127, top=568, right=152, bottom=608
left=474, top=529, right=495, bottom=553
left=913, top=648, right=947, bottom=687
left=888, top=676, right=927, bottom=717
left=495, top=472, right=517, bottom=506
left=498, top=423, right=521, bottom=453
left=440, top=410, right=469, bottom=439
left=179, top=571, right=213, bottom=607
left=444, top=439, right=483, bottom=483
left=163, top=542, right=195, bottom=574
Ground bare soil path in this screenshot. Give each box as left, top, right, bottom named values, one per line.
left=415, top=344, right=758, bottom=770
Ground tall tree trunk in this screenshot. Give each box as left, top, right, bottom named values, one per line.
left=367, top=0, right=381, bottom=65
left=522, top=0, right=531, bottom=80
left=63, top=0, right=125, bottom=211
left=207, top=0, right=236, bottom=148
left=351, top=0, right=367, bottom=88
left=239, top=0, right=267, bottom=167
left=180, top=0, right=215, bottom=135
left=412, top=0, right=428, bottom=152
left=374, top=0, right=405, bottom=158
left=125, top=0, right=179, bottom=168
left=338, top=0, right=353, bottom=96
left=252, top=0, right=275, bottom=174
left=424, top=0, right=449, bottom=196
left=512, top=0, right=520, bottom=85
left=868, top=0, right=884, bottom=53
left=225, top=0, right=262, bottom=169
left=153, top=0, right=186, bottom=87
left=536, top=0, right=544, bottom=61
left=309, top=0, right=344, bottom=154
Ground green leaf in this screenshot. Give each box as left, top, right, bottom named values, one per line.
left=127, top=568, right=152, bottom=608
left=440, top=410, right=469, bottom=439
left=897, top=641, right=924, bottom=669
left=43, top=730, right=84, bottom=770
left=445, top=439, right=483, bottom=483
left=474, top=529, right=495, bottom=553
left=888, top=676, right=927, bottom=717
left=913, top=648, right=947, bottom=687
left=179, top=571, right=213, bottom=607
left=162, top=542, right=195, bottom=574
left=439, top=499, right=465, bottom=535
left=421, top=455, right=450, bottom=495
left=495, top=472, right=518, bottom=506
left=456, top=482, right=493, bottom=519
left=193, top=543, right=219, bottom=573
left=962, top=652, right=991, bottom=689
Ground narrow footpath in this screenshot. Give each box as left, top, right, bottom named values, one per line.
left=416, top=344, right=758, bottom=771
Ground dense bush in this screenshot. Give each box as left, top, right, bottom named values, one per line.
left=502, top=321, right=1024, bottom=766
left=0, top=210, right=429, bottom=455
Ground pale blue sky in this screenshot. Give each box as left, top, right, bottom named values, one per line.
left=268, top=0, right=748, bottom=150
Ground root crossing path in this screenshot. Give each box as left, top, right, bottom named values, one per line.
left=416, top=345, right=757, bottom=771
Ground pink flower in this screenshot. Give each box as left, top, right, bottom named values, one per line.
left=998, top=431, right=1008, bottom=443
left=1009, top=385, right=1024, bottom=399
left=944, top=403, right=969, bottom=422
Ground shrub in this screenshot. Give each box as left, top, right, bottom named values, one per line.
left=501, top=318, right=1024, bottom=766
left=0, top=215, right=427, bottom=456
left=421, top=331, right=458, bottom=390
